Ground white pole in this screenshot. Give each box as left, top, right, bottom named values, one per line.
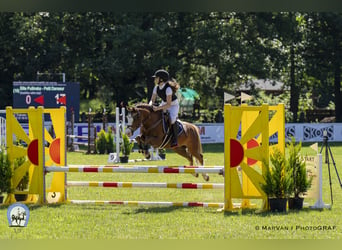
left=115, top=107, right=120, bottom=163
left=311, top=154, right=331, bottom=209
left=0, top=116, right=5, bottom=147
left=121, top=107, right=125, bottom=133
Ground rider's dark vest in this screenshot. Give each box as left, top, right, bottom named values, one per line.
left=156, top=82, right=177, bottom=102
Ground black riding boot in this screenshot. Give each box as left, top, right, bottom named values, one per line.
left=170, top=123, right=178, bottom=148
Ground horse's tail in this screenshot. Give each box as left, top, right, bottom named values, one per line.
left=188, top=123, right=203, bottom=164
left=194, top=125, right=203, bottom=154
left=194, top=124, right=204, bottom=166
left=185, top=123, right=202, bottom=153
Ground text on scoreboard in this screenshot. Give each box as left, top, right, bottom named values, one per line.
left=13, top=81, right=80, bottom=122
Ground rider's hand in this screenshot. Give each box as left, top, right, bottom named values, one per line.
left=152, top=106, right=158, bottom=112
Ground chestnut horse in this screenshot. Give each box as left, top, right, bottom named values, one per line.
left=126, top=103, right=209, bottom=181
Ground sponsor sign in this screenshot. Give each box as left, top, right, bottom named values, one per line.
left=7, top=122, right=342, bottom=144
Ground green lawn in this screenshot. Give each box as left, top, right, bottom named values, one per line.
left=1, top=143, right=342, bottom=239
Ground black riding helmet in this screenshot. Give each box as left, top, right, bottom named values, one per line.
left=152, top=69, right=169, bottom=82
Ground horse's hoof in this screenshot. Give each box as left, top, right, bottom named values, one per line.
left=192, top=173, right=199, bottom=178
left=203, top=175, right=209, bottom=182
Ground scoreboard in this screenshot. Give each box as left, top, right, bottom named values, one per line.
left=13, top=81, right=80, bottom=122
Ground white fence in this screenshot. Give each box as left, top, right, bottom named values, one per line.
left=0, top=113, right=5, bottom=147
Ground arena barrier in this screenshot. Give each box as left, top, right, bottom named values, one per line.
left=67, top=109, right=97, bottom=154
left=4, top=104, right=286, bottom=211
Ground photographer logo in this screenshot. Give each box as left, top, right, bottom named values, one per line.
left=7, top=203, right=30, bottom=227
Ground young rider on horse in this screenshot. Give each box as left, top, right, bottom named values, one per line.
left=149, top=69, right=179, bottom=148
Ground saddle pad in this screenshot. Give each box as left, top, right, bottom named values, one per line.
left=162, top=117, right=184, bottom=135
left=159, top=118, right=184, bottom=149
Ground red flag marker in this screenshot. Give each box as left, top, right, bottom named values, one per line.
left=34, top=95, right=44, bottom=105
left=57, top=95, right=66, bottom=105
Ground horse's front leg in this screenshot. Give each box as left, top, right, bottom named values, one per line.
left=142, top=136, right=162, bottom=159
left=143, top=135, right=161, bottom=148
left=135, top=135, right=151, bottom=159
left=135, top=135, right=145, bottom=153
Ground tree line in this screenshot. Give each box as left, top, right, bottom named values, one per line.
left=0, top=12, right=341, bottom=122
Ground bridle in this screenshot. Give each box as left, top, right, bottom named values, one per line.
left=127, top=108, right=162, bottom=134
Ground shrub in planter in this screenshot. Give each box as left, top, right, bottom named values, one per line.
left=0, top=148, right=12, bottom=203
left=261, top=149, right=292, bottom=212
left=120, top=133, right=134, bottom=163
left=14, top=156, right=29, bottom=201
left=287, top=137, right=313, bottom=209
left=96, top=128, right=116, bottom=154
left=105, top=127, right=115, bottom=153
left=96, top=129, right=107, bottom=154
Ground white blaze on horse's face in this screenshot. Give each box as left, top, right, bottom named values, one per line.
left=126, top=113, right=133, bottom=126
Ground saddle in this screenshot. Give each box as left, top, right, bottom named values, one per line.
left=159, top=111, right=184, bottom=148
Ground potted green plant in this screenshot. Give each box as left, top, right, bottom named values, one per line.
left=120, top=133, right=134, bottom=163
left=261, top=148, right=292, bottom=212
left=0, top=148, right=12, bottom=204
left=14, top=156, right=29, bottom=202
left=287, top=137, right=313, bottom=210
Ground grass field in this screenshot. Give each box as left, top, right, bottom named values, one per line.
left=1, top=143, right=342, bottom=239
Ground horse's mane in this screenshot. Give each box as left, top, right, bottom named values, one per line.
left=134, top=103, right=154, bottom=112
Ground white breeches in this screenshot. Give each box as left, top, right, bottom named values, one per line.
left=161, top=101, right=179, bottom=124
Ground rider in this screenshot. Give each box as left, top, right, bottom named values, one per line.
left=149, top=69, right=179, bottom=148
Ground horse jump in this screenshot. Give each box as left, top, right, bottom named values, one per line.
left=5, top=104, right=287, bottom=211
left=45, top=164, right=224, bottom=208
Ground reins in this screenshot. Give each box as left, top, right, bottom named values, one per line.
left=130, top=107, right=162, bottom=134
left=129, top=106, right=168, bottom=148
left=139, top=109, right=162, bottom=134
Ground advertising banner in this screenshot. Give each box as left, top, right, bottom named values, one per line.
left=69, top=122, right=342, bottom=144
left=4, top=122, right=342, bottom=144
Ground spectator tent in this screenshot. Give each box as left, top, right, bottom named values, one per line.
left=176, top=88, right=200, bottom=117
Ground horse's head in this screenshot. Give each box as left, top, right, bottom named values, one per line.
left=126, top=104, right=154, bottom=136
left=126, top=106, right=141, bottom=136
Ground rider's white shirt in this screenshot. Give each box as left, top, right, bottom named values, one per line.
left=152, top=83, right=179, bottom=123
left=152, top=83, right=179, bottom=106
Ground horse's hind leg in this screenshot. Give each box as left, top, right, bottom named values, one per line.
left=172, top=146, right=199, bottom=178
left=187, top=144, right=209, bottom=182
left=172, top=146, right=193, bottom=165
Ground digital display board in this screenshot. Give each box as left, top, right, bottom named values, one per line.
left=13, top=81, right=80, bottom=122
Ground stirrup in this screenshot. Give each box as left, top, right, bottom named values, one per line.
left=170, top=140, right=178, bottom=148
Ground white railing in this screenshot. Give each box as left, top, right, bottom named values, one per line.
left=0, top=110, right=5, bottom=148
